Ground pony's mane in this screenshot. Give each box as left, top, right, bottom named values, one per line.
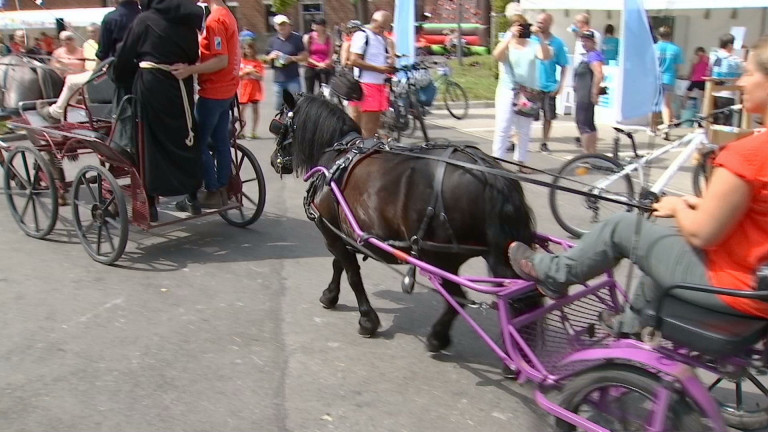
left=291, top=94, right=361, bottom=175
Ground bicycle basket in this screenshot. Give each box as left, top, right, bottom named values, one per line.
left=413, top=68, right=433, bottom=88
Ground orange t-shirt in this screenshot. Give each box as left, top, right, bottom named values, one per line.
left=198, top=6, right=240, bottom=100
left=707, top=130, right=768, bottom=318
left=237, top=58, right=264, bottom=104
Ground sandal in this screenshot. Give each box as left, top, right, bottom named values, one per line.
left=248, top=133, right=259, bottom=139
left=236, top=133, right=245, bottom=140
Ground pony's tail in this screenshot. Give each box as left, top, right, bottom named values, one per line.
left=483, top=171, right=536, bottom=254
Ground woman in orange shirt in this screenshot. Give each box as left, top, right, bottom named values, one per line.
left=508, top=35, right=768, bottom=331
left=237, top=38, right=264, bottom=139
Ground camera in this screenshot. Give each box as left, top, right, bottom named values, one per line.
left=519, top=23, right=532, bottom=39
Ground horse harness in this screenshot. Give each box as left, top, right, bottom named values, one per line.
left=304, top=134, right=490, bottom=265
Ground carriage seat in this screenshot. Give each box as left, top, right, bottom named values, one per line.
left=83, top=59, right=116, bottom=120
left=643, top=296, right=768, bottom=358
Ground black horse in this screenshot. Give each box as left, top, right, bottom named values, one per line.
left=272, top=92, right=536, bottom=352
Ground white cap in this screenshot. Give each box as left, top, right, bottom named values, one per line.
left=273, top=15, right=290, bottom=25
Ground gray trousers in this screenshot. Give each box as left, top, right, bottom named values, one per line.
left=532, top=213, right=746, bottom=330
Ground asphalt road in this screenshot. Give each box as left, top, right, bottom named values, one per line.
left=0, top=73, right=741, bottom=432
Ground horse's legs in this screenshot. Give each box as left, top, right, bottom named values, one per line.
left=426, top=262, right=464, bottom=353
left=319, top=257, right=344, bottom=309
left=323, top=236, right=381, bottom=337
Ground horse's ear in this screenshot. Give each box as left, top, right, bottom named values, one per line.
left=283, top=89, right=296, bottom=111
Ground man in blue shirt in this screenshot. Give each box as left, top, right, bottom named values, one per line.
left=654, top=26, right=683, bottom=126
left=534, top=13, right=568, bottom=154
left=266, top=15, right=308, bottom=110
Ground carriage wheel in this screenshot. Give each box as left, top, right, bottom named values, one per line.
left=549, top=153, right=634, bottom=239
left=220, top=142, right=266, bottom=227
left=71, top=164, right=128, bottom=265
left=709, top=373, right=768, bottom=430
left=3, top=145, right=59, bottom=239
left=557, top=365, right=713, bottom=431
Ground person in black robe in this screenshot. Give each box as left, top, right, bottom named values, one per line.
left=112, top=0, right=205, bottom=221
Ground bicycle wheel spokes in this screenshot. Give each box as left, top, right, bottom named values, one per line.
left=549, top=154, right=634, bottom=238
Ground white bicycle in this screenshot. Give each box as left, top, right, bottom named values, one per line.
left=547, top=107, right=738, bottom=238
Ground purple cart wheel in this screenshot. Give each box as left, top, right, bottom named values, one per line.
left=555, top=364, right=714, bottom=431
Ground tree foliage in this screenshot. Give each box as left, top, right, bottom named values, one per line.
left=273, top=0, right=297, bottom=14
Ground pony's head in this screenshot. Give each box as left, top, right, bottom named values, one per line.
left=270, top=90, right=360, bottom=177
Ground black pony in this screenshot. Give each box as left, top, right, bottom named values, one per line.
left=273, top=92, right=536, bottom=352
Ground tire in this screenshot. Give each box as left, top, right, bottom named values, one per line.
left=220, top=142, right=266, bottom=227
left=710, top=374, right=768, bottom=430
left=3, top=146, right=59, bottom=239
left=549, top=153, right=634, bottom=239
left=692, top=150, right=715, bottom=198
left=443, top=80, right=469, bottom=120
left=71, top=164, right=128, bottom=265
left=407, top=92, right=430, bottom=142
left=557, top=365, right=713, bottom=432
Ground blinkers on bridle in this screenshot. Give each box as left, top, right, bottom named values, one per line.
left=270, top=106, right=295, bottom=176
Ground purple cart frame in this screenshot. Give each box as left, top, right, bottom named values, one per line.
left=305, top=166, right=732, bottom=432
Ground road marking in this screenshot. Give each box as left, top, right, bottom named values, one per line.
left=62, top=297, right=124, bottom=327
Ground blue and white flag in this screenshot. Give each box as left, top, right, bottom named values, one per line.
left=393, top=0, right=415, bottom=66
left=617, top=0, right=662, bottom=122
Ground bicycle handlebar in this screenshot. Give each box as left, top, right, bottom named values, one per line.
left=656, top=104, right=743, bottom=134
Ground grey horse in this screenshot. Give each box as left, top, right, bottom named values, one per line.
left=0, top=53, right=64, bottom=114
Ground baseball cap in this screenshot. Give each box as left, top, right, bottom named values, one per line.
left=273, top=15, right=290, bottom=25
left=580, top=30, right=596, bottom=40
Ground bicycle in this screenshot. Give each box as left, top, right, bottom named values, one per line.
left=432, top=61, right=469, bottom=120
left=548, top=107, right=734, bottom=238
left=389, top=63, right=430, bottom=143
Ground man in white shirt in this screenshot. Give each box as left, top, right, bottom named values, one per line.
left=349, top=10, right=396, bottom=138
left=569, top=13, right=601, bottom=67
left=709, top=33, right=745, bottom=126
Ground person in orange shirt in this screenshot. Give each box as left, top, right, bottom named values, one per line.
left=508, top=35, right=768, bottom=331
left=171, top=0, right=239, bottom=211
left=237, top=38, right=264, bottom=139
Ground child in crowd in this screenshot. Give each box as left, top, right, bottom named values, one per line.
left=237, top=38, right=264, bottom=139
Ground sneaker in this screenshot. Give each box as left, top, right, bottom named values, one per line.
left=506, top=143, right=516, bottom=153
left=540, top=142, right=551, bottom=154
left=35, top=100, right=60, bottom=124
left=248, top=133, right=259, bottom=139
left=175, top=197, right=201, bottom=215
left=507, top=242, right=565, bottom=299
left=197, top=189, right=223, bottom=209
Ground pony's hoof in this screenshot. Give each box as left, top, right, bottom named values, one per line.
left=319, top=292, right=339, bottom=309
left=358, top=314, right=380, bottom=338
left=426, top=332, right=451, bottom=353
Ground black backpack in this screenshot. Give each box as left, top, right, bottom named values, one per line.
left=329, top=29, right=387, bottom=101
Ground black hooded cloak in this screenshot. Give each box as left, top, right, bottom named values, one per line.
left=112, top=0, right=204, bottom=197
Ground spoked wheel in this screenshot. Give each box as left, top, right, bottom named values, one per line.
left=692, top=150, right=715, bottom=198
left=709, top=372, right=768, bottom=430
left=220, top=142, right=266, bottom=227
left=3, top=146, right=59, bottom=239
left=549, top=153, right=634, bottom=238
left=71, top=164, right=128, bottom=265
left=443, top=80, right=469, bottom=120
left=404, top=93, right=430, bottom=142
left=557, top=365, right=713, bottom=431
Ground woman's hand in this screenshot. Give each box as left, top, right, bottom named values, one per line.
left=652, top=196, right=687, bottom=218
left=510, top=25, right=523, bottom=39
